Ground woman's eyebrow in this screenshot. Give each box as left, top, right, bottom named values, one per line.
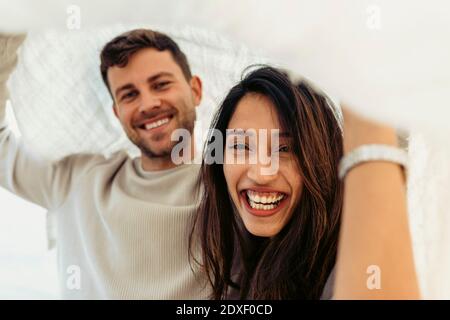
left=225, top=129, right=291, bottom=137
left=226, top=129, right=254, bottom=136
left=278, top=132, right=292, bottom=138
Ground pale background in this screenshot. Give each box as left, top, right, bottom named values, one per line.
left=0, top=102, right=58, bottom=299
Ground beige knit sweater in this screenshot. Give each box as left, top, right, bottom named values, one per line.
left=0, top=34, right=209, bottom=299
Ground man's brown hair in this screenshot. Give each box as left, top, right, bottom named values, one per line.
left=100, top=28, right=192, bottom=95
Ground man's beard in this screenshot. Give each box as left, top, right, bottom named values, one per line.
left=139, top=133, right=175, bottom=158
left=132, top=113, right=195, bottom=159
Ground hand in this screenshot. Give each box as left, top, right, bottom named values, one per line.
left=341, top=105, right=398, bottom=156
left=0, top=33, right=26, bottom=62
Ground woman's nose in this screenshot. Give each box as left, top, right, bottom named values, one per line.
left=246, top=161, right=278, bottom=185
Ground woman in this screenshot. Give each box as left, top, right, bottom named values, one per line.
left=190, top=66, right=419, bottom=299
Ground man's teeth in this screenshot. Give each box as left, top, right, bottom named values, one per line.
left=144, top=117, right=169, bottom=130
left=246, top=190, right=285, bottom=210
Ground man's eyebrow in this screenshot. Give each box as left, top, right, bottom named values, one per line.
left=114, top=72, right=175, bottom=98
left=147, top=72, right=175, bottom=83
left=115, top=84, right=135, bottom=99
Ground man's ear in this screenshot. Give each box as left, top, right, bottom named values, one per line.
left=190, top=76, right=202, bottom=107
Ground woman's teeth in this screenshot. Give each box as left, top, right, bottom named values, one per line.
left=145, top=117, right=169, bottom=130
left=246, top=190, right=285, bottom=210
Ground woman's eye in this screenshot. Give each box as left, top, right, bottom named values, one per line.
left=230, top=143, right=248, bottom=151
left=273, top=145, right=291, bottom=154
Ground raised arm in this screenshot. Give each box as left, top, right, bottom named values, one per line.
left=333, top=107, right=420, bottom=299
left=0, top=33, right=99, bottom=210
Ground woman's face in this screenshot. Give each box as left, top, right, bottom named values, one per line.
left=223, top=93, right=304, bottom=237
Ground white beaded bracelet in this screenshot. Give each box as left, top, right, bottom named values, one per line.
left=338, top=144, right=408, bottom=180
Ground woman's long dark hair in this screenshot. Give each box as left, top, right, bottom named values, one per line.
left=189, top=66, right=344, bottom=299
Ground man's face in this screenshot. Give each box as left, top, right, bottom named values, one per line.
left=108, top=48, right=202, bottom=159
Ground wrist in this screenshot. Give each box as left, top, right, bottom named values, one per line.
left=339, top=144, right=408, bottom=180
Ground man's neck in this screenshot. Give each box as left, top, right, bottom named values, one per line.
left=140, top=136, right=196, bottom=172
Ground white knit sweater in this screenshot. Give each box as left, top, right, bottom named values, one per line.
left=0, top=34, right=210, bottom=299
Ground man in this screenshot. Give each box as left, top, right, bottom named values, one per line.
left=0, top=29, right=208, bottom=299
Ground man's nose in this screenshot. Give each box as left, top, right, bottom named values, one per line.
left=138, top=92, right=162, bottom=113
